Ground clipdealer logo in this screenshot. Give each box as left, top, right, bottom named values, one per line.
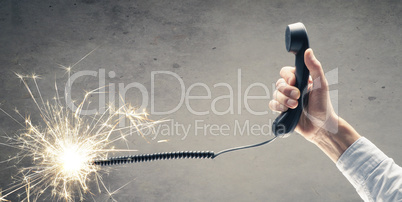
left=64, top=68, right=338, bottom=139
left=65, top=69, right=272, bottom=116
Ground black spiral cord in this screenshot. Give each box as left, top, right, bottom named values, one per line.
left=93, top=136, right=277, bottom=166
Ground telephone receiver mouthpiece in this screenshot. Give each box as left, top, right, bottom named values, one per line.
left=272, top=22, right=310, bottom=137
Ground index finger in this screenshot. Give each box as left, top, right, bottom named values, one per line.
left=279, top=66, right=296, bottom=86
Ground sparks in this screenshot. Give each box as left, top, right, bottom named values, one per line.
left=0, top=70, right=161, bottom=201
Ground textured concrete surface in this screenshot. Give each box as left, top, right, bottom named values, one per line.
left=0, top=0, right=401, bottom=201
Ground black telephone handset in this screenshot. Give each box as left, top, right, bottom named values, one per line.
left=272, top=22, right=310, bottom=137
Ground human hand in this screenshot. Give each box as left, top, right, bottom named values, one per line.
left=269, top=48, right=338, bottom=142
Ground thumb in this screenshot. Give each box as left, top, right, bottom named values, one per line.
left=305, top=48, right=324, bottom=81
left=304, top=48, right=328, bottom=89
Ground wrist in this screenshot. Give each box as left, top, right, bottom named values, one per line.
left=311, top=115, right=361, bottom=163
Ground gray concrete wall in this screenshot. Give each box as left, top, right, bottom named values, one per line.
left=0, top=0, right=400, bottom=201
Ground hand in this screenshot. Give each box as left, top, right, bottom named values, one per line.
left=269, top=48, right=338, bottom=143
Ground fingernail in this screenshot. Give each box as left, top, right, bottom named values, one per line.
left=310, top=49, right=316, bottom=60
left=287, top=77, right=292, bottom=84
left=290, top=90, right=299, bottom=99
left=287, top=99, right=297, bottom=108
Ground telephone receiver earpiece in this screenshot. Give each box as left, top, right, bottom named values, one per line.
left=272, top=22, right=310, bottom=137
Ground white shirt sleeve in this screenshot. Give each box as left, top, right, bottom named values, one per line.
left=336, top=137, right=402, bottom=202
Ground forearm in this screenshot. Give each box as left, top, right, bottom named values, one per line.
left=311, top=116, right=361, bottom=163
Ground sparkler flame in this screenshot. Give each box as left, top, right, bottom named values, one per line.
left=0, top=70, right=160, bottom=201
